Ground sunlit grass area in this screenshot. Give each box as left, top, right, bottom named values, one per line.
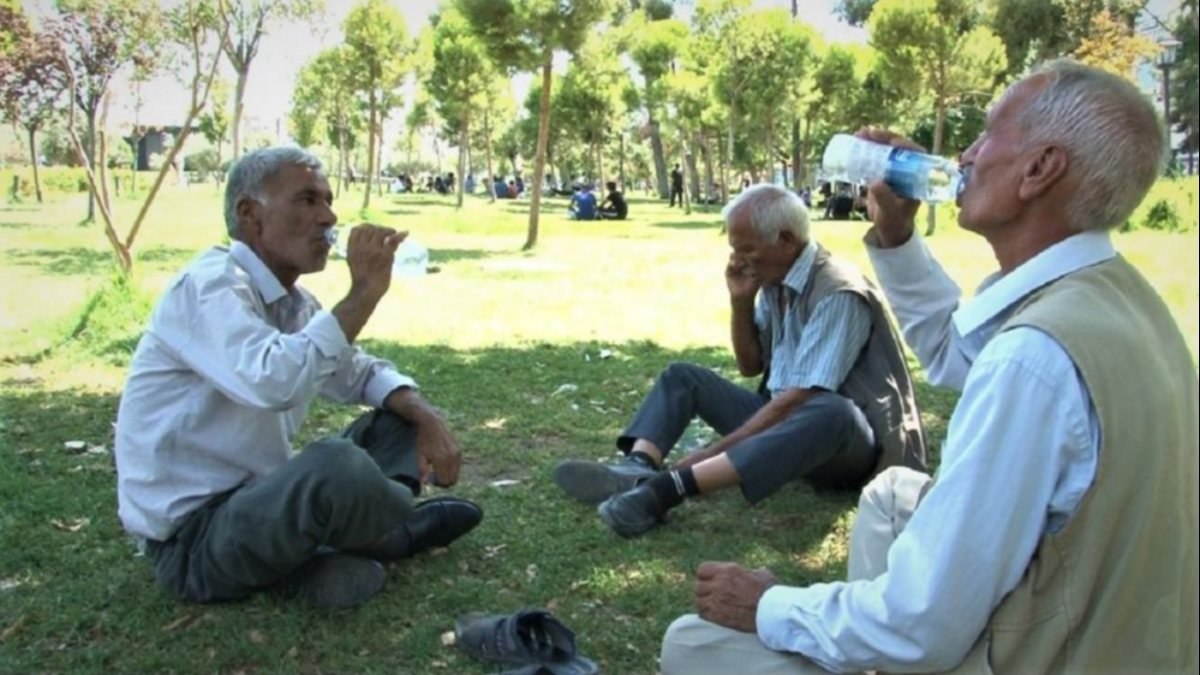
left=1, top=181, right=1196, bottom=673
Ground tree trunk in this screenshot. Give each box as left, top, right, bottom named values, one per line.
left=790, top=118, right=802, bottom=191
left=85, top=108, right=97, bottom=222
left=524, top=55, right=553, bottom=251
left=686, top=132, right=700, bottom=203
left=724, top=102, right=737, bottom=204
left=232, top=65, right=247, bottom=159
left=649, top=114, right=669, bottom=199
left=361, top=89, right=377, bottom=211
left=718, top=129, right=729, bottom=206
left=376, top=118, right=384, bottom=197
left=925, top=99, right=946, bottom=237
left=336, top=120, right=346, bottom=198
left=596, top=138, right=605, bottom=192
left=456, top=114, right=469, bottom=209
left=619, top=133, right=627, bottom=190
left=764, top=117, right=774, bottom=185
left=701, top=134, right=714, bottom=202
left=681, top=141, right=692, bottom=216
left=98, top=93, right=111, bottom=218
left=484, top=108, right=497, bottom=203
left=27, top=127, right=43, bottom=204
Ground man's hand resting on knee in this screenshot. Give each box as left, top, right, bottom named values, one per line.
left=695, top=562, right=779, bottom=633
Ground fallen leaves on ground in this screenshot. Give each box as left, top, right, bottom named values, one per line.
left=50, top=517, right=89, bottom=533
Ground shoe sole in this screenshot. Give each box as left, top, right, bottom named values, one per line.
left=553, top=460, right=646, bottom=505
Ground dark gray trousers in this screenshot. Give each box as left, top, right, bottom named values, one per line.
left=148, top=410, right=421, bottom=603
left=618, top=362, right=877, bottom=503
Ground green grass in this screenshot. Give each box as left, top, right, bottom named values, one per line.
left=1, top=182, right=1197, bottom=673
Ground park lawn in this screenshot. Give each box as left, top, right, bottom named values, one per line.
left=1, top=185, right=1197, bottom=673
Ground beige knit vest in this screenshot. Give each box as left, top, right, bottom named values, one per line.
left=800, top=247, right=928, bottom=476
left=944, top=256, right=1199, bottom=674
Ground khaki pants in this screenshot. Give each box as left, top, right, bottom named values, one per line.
left=659, top=467, right=932, bottom=675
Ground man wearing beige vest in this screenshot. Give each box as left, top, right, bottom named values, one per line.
left=660, top=59, right=1198, bottom=674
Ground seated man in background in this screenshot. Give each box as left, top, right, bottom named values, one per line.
left=115, top=147, right=483, bottom=610
left=659, top=60, right=1197, bottom=675
left=568, top=184, right=598, bottom=221
left=598, top=181, right=628, bottom=220
left=554, top=184, right=926, bottom=537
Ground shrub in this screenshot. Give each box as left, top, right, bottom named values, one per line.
left=1127, top=176, right=1199, bottom=233
left=1142, top=199, right=1182, bottom=232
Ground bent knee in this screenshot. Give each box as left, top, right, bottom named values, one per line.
left=294, top=438, right=378, bottom=487
left=858, top=466, right=929, bottom=512
left=661, top=614, right=708, bottom=673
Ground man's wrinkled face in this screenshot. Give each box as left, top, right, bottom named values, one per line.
left=727, top=213, right=798, bottom=287
left=957, top=77, right=1048, bottom=235
left=238, top=164, right=337, bottom=287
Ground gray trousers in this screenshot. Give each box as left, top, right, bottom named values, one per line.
left=148, top=409, right=421, bottom=603
left=618, top=362, right=877, bottom=502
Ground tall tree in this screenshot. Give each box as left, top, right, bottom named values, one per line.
left=61, top=0, right=228, bottom=273
left=986, top=0, right=1146, bottom=79
left=343, top=0, right=409, bottom=212
left=628, top=14, right=688, bottom=198
left=871, top=0, right=1006, bottom=235
left=291, top=46, right=358, bottom=196
left=219, top=0, right=321, bottom=160
left=1072, top=9, right=1157, bottom=78
left=1, top=22, right=67, bottom=203
left=456, top=0, right=616, bottom=251
left=53, top=0, right=162, bottom=222
left=197, top=77, right=231, bottom=182
left=427, top=7, right=491, bottom=209
left=1171, top=0, right=1198, bottom=167
left=834, top=0, right=879, bottom=26
left=472, top=74, right=516, bottom=201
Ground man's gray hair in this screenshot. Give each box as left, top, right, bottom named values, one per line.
left=224, top=146, right=324, bottom=239
left=721, top=183, right=810, bottom=242
left=1014, top=59, right=1166, bottom=232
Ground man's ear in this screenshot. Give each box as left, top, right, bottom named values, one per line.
left=235, top=198, right=260, bottom=240
left=1018, top=144, right=1069, bottom=201
left=777, top=228, right=800, bottom=251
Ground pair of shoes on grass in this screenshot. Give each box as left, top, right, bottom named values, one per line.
left=553, top=456, right=669, bottom=538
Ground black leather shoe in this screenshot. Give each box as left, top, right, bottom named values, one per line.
left=368, top=497, right=483, bottom=561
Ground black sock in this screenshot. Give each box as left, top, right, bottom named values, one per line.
left=645, top=468, right=700, bottom=510
left=628, top=450, right=660, bottom=470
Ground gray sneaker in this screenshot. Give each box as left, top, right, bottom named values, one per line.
left=553, top=456, right=658, bottom=505
left=598, top=483, right=668, bottom=538
left=282, top=552, right=386, bottom=609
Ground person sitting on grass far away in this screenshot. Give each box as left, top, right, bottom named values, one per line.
left=657, top=59, right=1198, bottom=675
left=598, top=181, right=628, bottom=220
left=568, top=184, right=598, bottom=221
left=553, top=183, right=927, bottom=537
left=114, top=146, right=483, bottom=610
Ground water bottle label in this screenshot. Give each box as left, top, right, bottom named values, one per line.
left=883, top=148, right=926, bottom=201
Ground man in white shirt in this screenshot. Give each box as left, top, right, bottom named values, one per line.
left=658, top=60, right=1197, bottom=673
left=115, top=147, right=482, bottom=609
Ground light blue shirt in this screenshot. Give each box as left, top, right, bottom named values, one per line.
left=115, top=242, right=414, bottom=540
left=755, top=230, right=1108, bottom=672
left=754, top=241, right=873, bottom=396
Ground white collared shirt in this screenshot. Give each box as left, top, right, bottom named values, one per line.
left=115, top=242, right=414, bottom=540
left=755, top=230, right=1106, bottom=672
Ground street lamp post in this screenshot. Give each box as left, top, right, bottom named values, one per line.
left=1158, top=37, right=1181, bottom=171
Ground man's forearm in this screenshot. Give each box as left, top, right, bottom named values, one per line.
left=384, top=386, right=440, bottom=426
left=709, top=388, right=812, bottom=455
left=730, top=297, right=762, bottom=377
left=331, top=289, right=382, bottom=344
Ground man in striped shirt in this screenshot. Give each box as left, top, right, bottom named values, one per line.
left=554, top=184, right=925, bottom=537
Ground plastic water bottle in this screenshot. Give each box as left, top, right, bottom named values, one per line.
left=391, top=237, right=429, bottom=277
left=822, top=134, right=962, bottom=203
